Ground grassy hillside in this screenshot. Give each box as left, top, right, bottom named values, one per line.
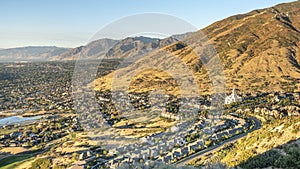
left=93, top=1, right=300, bottom=95
left=188, top=117, right=300, bottom=168
left=188, top=93, right=300, bottom=168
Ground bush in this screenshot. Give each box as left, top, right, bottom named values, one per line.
left=53, top=165, right=66, bottom=169
left=30, top=158, right=51, bottom=169
left=203, top=162, right=227, bottom=169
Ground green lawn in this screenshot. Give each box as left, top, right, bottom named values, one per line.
left=0, top=155, right=34, bottom=169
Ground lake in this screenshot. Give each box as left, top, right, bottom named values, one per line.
left=0, top=116, right=42, bottom=126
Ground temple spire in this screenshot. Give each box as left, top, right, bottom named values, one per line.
left=225, top=87, right=241, bottom=105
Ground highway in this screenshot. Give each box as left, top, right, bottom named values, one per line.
left=175, top=117, right=262, bottom=166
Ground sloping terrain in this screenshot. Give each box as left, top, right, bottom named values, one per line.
left=94, top=1, right=300, bottom=95
left=51, top=38, right=118, bottom=60
left=202, top=1, right=300, bottom=93
left=106, top=36, right=179, bottom=59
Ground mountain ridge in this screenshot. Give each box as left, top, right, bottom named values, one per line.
left=0, top=34, right=188, bottom=61
left=50, top=38, right=119, bottom=60
left=93, top=0, right=300, bottom=94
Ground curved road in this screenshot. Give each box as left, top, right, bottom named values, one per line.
left=0, top=118, right=262, bottom=167
left=175, top=117, right=262, bottom=166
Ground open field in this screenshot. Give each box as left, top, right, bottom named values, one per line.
left=0, top=155, right=33, bottom=169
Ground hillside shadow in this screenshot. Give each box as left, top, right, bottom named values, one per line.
left=237, top=138, right=300, bottom=169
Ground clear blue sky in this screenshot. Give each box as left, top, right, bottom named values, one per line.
left=0, top=0, right=295, bottom=48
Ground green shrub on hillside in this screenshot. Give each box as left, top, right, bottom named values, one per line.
left=30, top=158, right=51, bottom=169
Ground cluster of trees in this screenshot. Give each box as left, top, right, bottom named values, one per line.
left=30, top=158, right=51, bottom=169
left=30, top=158, right=66, bottom=169
left=240, top=142, right=300, bottom=169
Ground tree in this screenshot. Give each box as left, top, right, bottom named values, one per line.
left=32, top=125, right=38, bottom=133
left=30, top=158, right=51, bottom=169
left=204, top=162, right=228, bottom=169
left=204, top=140, right=212, bottom=147
left=56, top=123, right=62, bottom=130
left=199, top=109, right=209, bottom=118
left=102, top=150, right=108, bottom=155
left=71, top=152, right=77, bottom=162
left=53, top=165, right=66, bottom=169
left=187, top=136, right=191, bottom=142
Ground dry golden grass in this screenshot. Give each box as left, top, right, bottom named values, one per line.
left=55, top=147, right=88, bottom=154
left=112, top=116, right=176, bottom=138
left=0, top=147, right=30, bottom=155
left=14, top=158, right=35, bottom=169
left=93, top=1, right=300, bottom=95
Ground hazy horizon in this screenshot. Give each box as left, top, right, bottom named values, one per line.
left=0, top=0, right=295, bottom=49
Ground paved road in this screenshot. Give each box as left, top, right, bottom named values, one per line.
left=175, top=117, right=262, bottom=166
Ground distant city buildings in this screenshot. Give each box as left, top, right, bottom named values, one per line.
left=225, top=88, right=242, bottom=105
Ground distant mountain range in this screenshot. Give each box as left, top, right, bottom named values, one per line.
left=0, top=33, right=191, bottom=61
left=0, top=46, right=69, bottom=61
left=0, top=40, right=118, bottom=61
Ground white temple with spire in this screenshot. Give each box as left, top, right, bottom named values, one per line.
left=225, top=88, right=242, bottom=105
